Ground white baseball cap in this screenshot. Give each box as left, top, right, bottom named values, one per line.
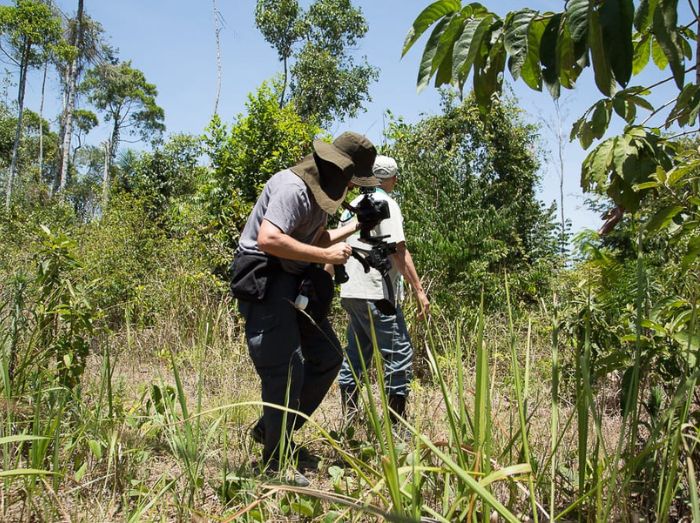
left=372, top=155, right=399, bottom=179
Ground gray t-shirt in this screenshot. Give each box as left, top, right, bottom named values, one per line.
left=237, top=169, right=328, bottom=275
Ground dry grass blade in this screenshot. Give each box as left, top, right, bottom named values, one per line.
left=40, top=477, right=71, bottom=523
left=223, top=487, right=280, bottom=522
left=265, top=483, right=420, bottom=523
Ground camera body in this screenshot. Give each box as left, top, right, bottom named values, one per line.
left=351, top=188, right=391, bottom=241
left=335, top=188, right=398, bottom=313
left=340, top=187, right=397, bottom=277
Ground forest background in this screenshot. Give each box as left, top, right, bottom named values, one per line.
left=0, top=0, right=698, bottom=522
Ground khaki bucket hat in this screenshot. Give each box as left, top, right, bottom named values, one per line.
left=291, top=131, right=379, bottom=214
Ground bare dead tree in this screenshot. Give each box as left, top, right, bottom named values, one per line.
left=553, top=99, right=567, bottom=254
left=212, top=0, right=224, bottom=116
left=531, top=98, right=570, bottom=256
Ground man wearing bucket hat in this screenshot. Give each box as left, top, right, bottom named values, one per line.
left=231, top=131, right=378, bottom=485
left=337, top=155, right=430, bottom=427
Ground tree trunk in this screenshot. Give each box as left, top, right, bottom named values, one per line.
left=58, top=0, right=85, bottom=195
left=101, top=140, right=111, bottom=211
left=109, top=116, right=120, bottom=166
left=71, top=136, right=82, bottom=167
left=39, top=61, right=48, bottom=186
left=554, top=100, right=566, bottom=256
left=280, top=56, right=288, bottom=108
left=101, top=116, right=120, bottom=211
left=212, top=0, right=222, bottom=115
left=6, top=40, right=31, bottom=211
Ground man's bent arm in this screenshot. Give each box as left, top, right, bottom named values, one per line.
left=391, top=242, right=430, bottom=317
left=258, top=219, right=350, bottom=265
left=315, top=219, right=360, bottom=247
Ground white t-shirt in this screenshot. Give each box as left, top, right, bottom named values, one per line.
left=339, top=189, right=405, bottom=301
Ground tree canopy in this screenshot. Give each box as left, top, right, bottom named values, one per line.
left=386, top=92, right=558, bottom=306
left=255, top=0, right=378, bottom=126
left=81, top=60, right=165, bottom=153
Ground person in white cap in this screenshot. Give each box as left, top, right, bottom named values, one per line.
left=337, top=155, right=430, bottom=424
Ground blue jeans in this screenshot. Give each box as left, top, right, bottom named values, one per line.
left=338, top=298, right=413, bottom=396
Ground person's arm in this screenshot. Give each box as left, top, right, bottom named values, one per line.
left=315, top=219, right=361, bottom=247
left=391, top=241, right=430, bottom=320
left=258, top=219, right=351, bottom=265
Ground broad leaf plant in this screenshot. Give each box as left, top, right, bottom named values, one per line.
left=404, top=0, right=699, bottom=260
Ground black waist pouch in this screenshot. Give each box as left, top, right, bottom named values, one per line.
left=297, top=266, right=334, bottom=333
left=229, top=252, right=279, bottom=302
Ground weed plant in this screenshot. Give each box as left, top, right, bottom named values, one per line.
left=1, top=227, right=698, bottom=521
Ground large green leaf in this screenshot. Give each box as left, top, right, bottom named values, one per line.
left=680, top=27, right=694, bottom=58
left=521, top=16, right=547, bottom=89
left=665, top=158, right=700, bottom=186
left=646, top=204, right=684, bottom=232
left=474, top=32, right=506, bottom=107
left=557, top=18, right=580, bottom=89
left=613, top=134, right=637, bottom=177
left=417, top=17, right=451, bottom=92
left=540, top=13, right=562, bottom=97
left=652, top=0, right=685, bottom=89
left=566, top=0, right=590, bottom=42
left=632, top=33, right=651, bottom=75
left=435, top=41, right=456, bottom=87
left=666, top=83, right=700, bottom=128
left=600, top=0, right=634, bottom=86
left=588, top=6, right=615, bottom=96
left=433, top=14, right=467, bottom=86
left=627, top=90, right=654, bottom=111
left=651, top=37, right=670, bottom=69
left=452, top=14, right=493, bottom=86
left=613, top=136, right=662, bottom=211
left=634, top=0, right=659, bottom=31
left=582, top=136, right=616, bottom=191
left=566, top=0, right=591, bottom=71
left=577, top=121, right=595, bottom=149
left=504, top=9, right=538, bottom=80
left=591, top=99, right=612, bottom=136
left=612, top=94, right=634, bottom=121
left=605, top=88, right=653, bottom=123
left=403, top=0, right=462, bottom=56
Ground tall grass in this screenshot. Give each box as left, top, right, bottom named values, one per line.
left=1, top=236, right=698, bottom=520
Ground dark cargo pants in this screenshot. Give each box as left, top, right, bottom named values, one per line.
left=238, top=270, right=343, bottom=462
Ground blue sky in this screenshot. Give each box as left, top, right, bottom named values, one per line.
left=10, top=0, right=697, bottom=233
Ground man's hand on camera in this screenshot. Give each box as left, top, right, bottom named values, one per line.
left=325, top=242, right=352, bottom=264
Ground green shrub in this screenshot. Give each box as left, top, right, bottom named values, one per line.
left=385, top=93, right=559, bottom=309
left=76, top=192, right=219, bottom=326
left=201, top=81, right=322, bottom=263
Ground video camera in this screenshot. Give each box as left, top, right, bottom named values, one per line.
left=348, top=187, right=391, bottom=240
left=334, top=188, right=398, bottom=314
